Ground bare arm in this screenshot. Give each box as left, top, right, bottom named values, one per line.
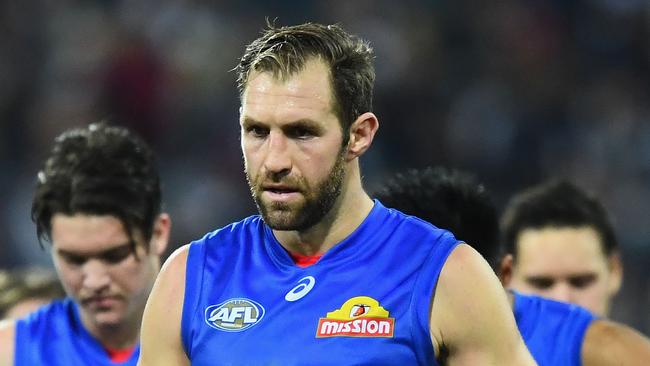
left=582, top=319, right=650, bottom=366
left=138, top=245, right=190, bottom=366
left=0, top=320, right=15, bottom=366
left=430, top=244, right=537, bottom=365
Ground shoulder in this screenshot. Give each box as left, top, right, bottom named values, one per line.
left=431, top=244, right=500, bottom=340
left=194, top=215, right=265, bottom=248
left=0, top=319, right=16, bottom=365
left=513, top=291, right=594, bottom=364
left=140, top=245, right=192, bottom=365
left=7, top=299, right=71, bottom=334
left=431, top=244, right=535, bottom=364
left=582, top=319, right=650, bottom=366
left=379, top=204, right=458, bottom=247
left=514, top=290, right=594, bottom=326
left=159, top=244, right=191, bottom=287
left=435, top=243, right=492, bottom=291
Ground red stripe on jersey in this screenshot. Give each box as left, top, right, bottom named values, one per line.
left=288, top=251, right=323, bottom=268
left=105, top=346, right=136, bottom=363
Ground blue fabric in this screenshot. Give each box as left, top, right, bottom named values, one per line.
left=513, top=291, right=595, bottom=366
left=14, top=298, right=139, bottom=366
left=181, top=200, right=459, bottom=365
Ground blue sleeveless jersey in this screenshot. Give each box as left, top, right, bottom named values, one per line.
left=513, top=291, right=595, bottom=366
left=181, top=201, right=459, bottom=365
left=14, top=298, right=139, bottom=366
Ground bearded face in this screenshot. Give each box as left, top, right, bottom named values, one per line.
left=247, top=146, right=346, bottom=231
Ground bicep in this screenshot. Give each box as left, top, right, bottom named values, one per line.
left=0, top=320, right=15, bottom=366
left=582, top=319, right=650, bottom=366
left=430, top=244, right=536, bottom=366
left=138, top=245, right=190, bottom=366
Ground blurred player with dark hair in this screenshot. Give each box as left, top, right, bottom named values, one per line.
left=376, top=166, right=650, bottom=366
left=0, top=122, right=171, bottom=365
left=499, top=180, right=622, bottom=317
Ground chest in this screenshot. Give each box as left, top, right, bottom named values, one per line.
left=184, top=251, right=431, bottom=365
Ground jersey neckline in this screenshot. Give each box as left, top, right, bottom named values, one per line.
left=262, top=199, right=389, bottom=269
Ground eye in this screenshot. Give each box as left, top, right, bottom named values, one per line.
left=61, top=253, right=87, bottom=266
left=246, top=125, right=269, bottom=138
left=525, top=277, right=555, bottom=290
left=568, top=274, right=597, bottom=289
left=287, top=126, right=317, bottom=139
left=100, top=245, right=134, bottom=264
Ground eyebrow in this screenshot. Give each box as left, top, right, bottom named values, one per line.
left=57, top=242, right=133, bottom=258
left=524, top=272, right=598, bottom=280
left=241, top=117, right=322, bottom=128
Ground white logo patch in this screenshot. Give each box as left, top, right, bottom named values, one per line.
left=285, top=276, right=316, bottom=302
left=205, top=298, right=265, bottom=332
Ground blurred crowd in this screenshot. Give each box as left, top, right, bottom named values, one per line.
left=0, top=0, right=648, bottom=331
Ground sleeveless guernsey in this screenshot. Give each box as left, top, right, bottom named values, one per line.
left=181, top=201, right=459, bottom=365
left=14, top=298, right=139, bottom=365
left=514, top=291, right=595, bottom=366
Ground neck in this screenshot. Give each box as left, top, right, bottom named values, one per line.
left=273, top=164, right=374, bottom=256
left=80, top=307, right=142, bottom=350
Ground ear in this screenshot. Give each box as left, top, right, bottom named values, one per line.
left=606, top=251, right=623, bottom=296
left=150, top=213, right=171, bottom=256
left=498, top=254, right=514, bottom=287
left=345, top=112, right=379, bottom=160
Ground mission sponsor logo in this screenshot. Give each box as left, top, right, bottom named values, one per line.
left=204, top=298, right=265, bottom=332
left=316, top=296, right=394, bottom=338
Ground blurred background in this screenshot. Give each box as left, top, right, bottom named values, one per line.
left=0, top=0, right=648, bottom=332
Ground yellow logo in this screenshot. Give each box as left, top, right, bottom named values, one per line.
left=316, top=296, right=394, bottom=338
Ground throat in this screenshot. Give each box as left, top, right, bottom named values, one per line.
left=105, top=345, right=137, bottom=363
left=288, top=250, right=323, bottom=268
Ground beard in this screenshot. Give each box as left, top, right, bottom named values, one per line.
left=246, top=148, right=346, bottom=231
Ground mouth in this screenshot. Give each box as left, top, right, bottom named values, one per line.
left=82, top=295, right=120, bottom=309
left=265, top=187, right=297, bottom=194
left=261, top=185, right=301, bottom=201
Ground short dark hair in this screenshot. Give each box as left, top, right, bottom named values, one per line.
left=236, top=21, right=375, bottom=145
left=31, top=122, right=162, bottom=252
left=500, top=180, right=618, bottom=258
left=375, top=167, right=500, bottom=267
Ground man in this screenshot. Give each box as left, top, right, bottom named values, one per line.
left=139, top=23, right=535, bottom=365
left=375, top=166, right=650, bottom=366
left=0, top=123, right=171, bottom=365
left=499, top=180, right=622, bottom=317
left=0, top=267, right=65, bottom=320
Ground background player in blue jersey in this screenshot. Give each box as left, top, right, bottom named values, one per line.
left=0, top=123, right=171, bottom=365
left=375, top=166, right=650, bottom=365
left=0, top=267, right=65, bottom=320
left=499, top=180, right=622, bottom=317
left=139, top=22, right=535, bottom=365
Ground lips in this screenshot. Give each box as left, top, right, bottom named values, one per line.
left=82, top=295, right=120, bottom=309
left=262, top=184, right=299, bottom=194
left=260, top=184, right=302, bottom=202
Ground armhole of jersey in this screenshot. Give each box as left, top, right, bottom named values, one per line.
left=511, top=291, right=533, bottom=340
left=13, top=319, right=25, bottom=365
left=409, top=233, right=460, bottom=365
left=181, top=240, right=207, bottom=359
left=573, top=310, right=596, bottom=366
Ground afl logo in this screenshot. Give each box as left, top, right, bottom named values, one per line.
left=285, top=276, right=316, bottom=302
left=204, top=298, right=265, bottom=332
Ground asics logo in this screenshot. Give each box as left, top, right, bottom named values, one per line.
left=285, top=276, right=316, bottom=302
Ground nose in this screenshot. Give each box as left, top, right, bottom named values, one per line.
left=263, top=131, right=292, bottom=180
left=82, top=259, right=111, bottom=293
left=547, top=282, right=573, bottom=303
